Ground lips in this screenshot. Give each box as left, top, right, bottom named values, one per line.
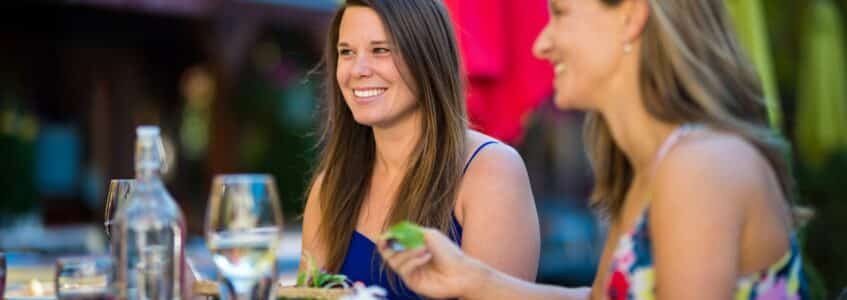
left=554, top=63, right=567, bottom=75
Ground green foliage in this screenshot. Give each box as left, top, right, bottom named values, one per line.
left=795, top=0, right=847, bottom=168
left=232, top=70, right=319, bottom=220
left=0, top=103, right=37, bottom=219
left=726, top=0, right=783, bottom=130
left=797, top=150, right=847, bottom=297
left=296, top=252, right=348, bottom=288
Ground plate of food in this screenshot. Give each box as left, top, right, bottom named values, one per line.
left=191, top=250, right=390, bottom=299
left=192, top=253, right=353, bottom=300
left=4, top=279, right=56, bottom=300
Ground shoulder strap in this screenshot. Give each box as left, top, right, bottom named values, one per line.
left=462, top=141, right=499, bottom=175
left=649, top=123, right=702, bottom=179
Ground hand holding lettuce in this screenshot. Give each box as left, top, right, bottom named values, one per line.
left=380, top=221, right=426, bottom=252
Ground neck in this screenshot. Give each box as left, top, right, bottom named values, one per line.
left=371, top=111, right=422, bottom=176
left=602, top=103, right=677, bottom=176
left=597, top=52, right=678, bottom=176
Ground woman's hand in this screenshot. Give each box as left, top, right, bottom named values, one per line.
left=378, top=228, right=487, bottom=299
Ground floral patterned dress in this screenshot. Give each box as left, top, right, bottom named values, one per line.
left=604, top=124, right=808, bottom=300
left=604, top=210, right=808, bottom=300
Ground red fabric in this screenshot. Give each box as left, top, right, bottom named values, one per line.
left=444, top=0, right=554, bottom=144
left=608, top=270, right=630, bottom=300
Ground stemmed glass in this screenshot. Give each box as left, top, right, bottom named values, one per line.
left=205, top=174, right=283, bottom=300
left=103, top=179, right=135, bottom=239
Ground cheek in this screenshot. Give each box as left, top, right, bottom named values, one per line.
left=381, top=65, right=416, bottom=102
left=552, top=91, right=572, bottom=110
left=552, top=61, right=598, bottom=110
left=397, top=81, right=418, bottom=107
left=335, top=65, right=346, bottom=86
left=571, top=32, right=619, bottom=80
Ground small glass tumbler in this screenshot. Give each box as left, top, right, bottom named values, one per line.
left=0, top=252, right=6, bottom=298
left=54, top=255, right=115, bottom=300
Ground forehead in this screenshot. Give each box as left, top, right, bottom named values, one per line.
left=338, top=6, right=389, bottom=43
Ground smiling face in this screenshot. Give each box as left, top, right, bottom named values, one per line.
left=336, top=6, right=419, bottom=128
left=532, top=0, right=630, bottom=111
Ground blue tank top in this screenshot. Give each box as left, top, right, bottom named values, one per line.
left=338, top=141, right=499, bottom=300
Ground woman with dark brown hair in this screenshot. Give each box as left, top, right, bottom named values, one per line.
left=380, top=0, right=808, bottom=299
left=299, top=1, right=540, bottom=299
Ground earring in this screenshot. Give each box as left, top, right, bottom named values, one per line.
left=623, top=43, right=633, bottom=54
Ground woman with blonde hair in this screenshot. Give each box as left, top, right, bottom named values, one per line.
left=380, top=0, right=808, bottom=299
left=300, top=0, right=540, bottom=299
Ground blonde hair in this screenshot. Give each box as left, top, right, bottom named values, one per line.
left=588, top=0, right=792, bottom=220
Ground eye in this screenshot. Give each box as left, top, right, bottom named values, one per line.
left=338, top=48, right=354, bottom=56
left=373, top=47, right=391, bottom=54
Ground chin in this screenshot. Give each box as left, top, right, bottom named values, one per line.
left=553, top=95, right=578, bottom=111
left=352, top=112, right=393, bottom=128
left=351, top=115, right=377, bottom=127
left=553, top=93, right=596, bottom=111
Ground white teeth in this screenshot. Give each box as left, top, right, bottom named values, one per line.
left=354, top=88, right=387, bottom=98
left=554, top=63, right=567, bottom=75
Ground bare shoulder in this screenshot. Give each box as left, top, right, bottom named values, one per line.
left=458, top=131, right=539, bottom=280
left=463, top=130, right=527, bottom=177
left=651, top=130, right=773, bottom=215
left=647, top=131, right=789, bottom=296
left=457, top=130, right=532, bottom=217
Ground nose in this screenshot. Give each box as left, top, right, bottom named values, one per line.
left=352, top=54, right=373, bottom=78
left=532, top=24, right=552, bottom=61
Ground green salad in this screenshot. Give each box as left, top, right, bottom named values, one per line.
left=296, top=252, right=349, bottom=288
left=381, top=221, right=425, bottom=252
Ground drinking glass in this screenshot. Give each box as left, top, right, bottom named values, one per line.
left=103, top=179, right=135, bottom=239
left=54, top=255, right=115, bottom=300
left=1, top=252, right=6, bottom=298
left=205, top=174, right=283, bottom=300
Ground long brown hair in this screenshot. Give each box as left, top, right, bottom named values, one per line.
left=310, top=0, right=467, bottom=273
left=588, top=0, right=793, bottom=220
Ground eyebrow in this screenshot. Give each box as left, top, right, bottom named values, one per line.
left=337, top=40, right=390, bottom=48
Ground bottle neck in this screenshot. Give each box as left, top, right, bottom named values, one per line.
left=135, top=167, right=162, bottom=183
left=130, top=167, right=166, bottom=207
left=134, top=130, right=165, bottom=181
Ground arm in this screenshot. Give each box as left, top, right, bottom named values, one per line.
left=650, top=137, right=758, bottom=299
left=589, top=222, right=620, bottom=300
left=299, top=173, right=327, bottom=272
left=457, top=143, right=540, bottom=281
left=466, top=262, right=592, bottom=300
left=379, top=228, right=590, bottom=300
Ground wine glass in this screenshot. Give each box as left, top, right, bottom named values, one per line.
left=103, top=179, right=135, bottom=239
left=205, top=174, right=283, bottom=300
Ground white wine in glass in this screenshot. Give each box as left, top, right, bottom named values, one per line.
left=205, top=174, right=283, bottom=300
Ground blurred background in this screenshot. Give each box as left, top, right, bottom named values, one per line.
left=0, top=0, right=844, bottom=298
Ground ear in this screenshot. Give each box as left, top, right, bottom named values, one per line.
left=621, top=0, right=650, bottom=43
